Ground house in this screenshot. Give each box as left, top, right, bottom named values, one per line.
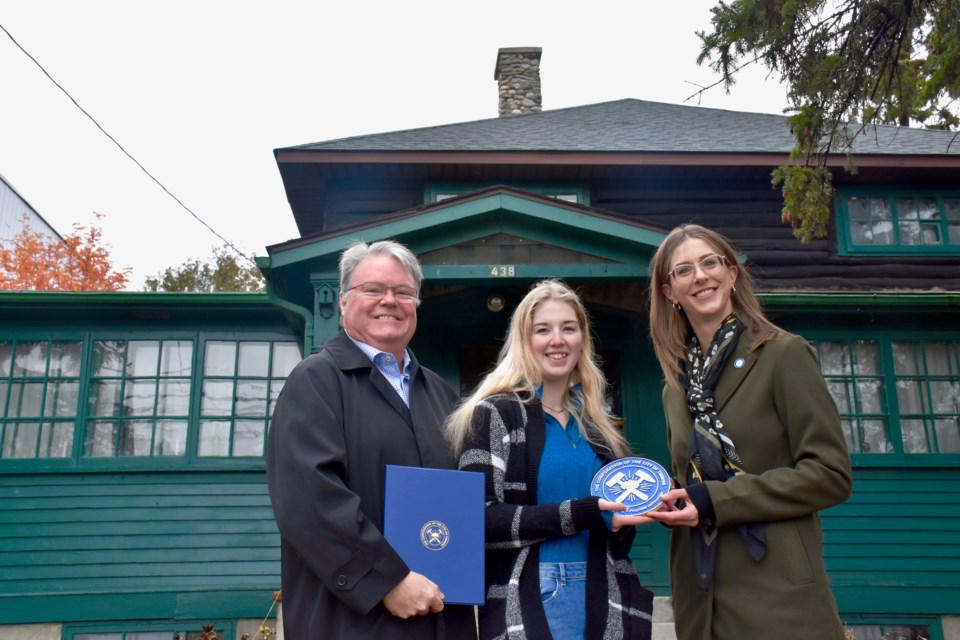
left=1, top=47, right=958, bottom=640
left=0, top=172, right=62, bottom=244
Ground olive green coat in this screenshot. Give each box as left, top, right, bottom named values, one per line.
left=662, top=332, right=853, bottom=640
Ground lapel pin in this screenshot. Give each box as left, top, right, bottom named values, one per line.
left=734, top=357, right=745, bottom=369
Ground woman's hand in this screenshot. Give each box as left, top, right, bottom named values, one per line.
left=599, top=498, right=655, bottom=531
left=645, top=488, right=700, bottom=528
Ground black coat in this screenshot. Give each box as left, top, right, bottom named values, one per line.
left=266, top=331, right=477, bottom=639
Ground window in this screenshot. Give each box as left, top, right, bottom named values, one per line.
left=69, top=623, right=229, bottom=640
left=85, top=339, right=194, bottom=458
left=0, top=340, right=82, bottom=459
left=815, top=339, right=960, bottom=456
left=74, top=634, right=223, bottom=640
left=425, top=183, right=590, bottom=205
left=818, top=340, right=892, bottom=453
left=843, top=622, right=934, bottom=640
left=892, top=342, right=960, bottom=454
left=0, top=333, right=301, bottom=467
left=198, top=340, right=301, bottom=457
left=837, top=193, right=960, bottom=254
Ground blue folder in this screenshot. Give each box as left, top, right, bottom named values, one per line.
left=383, top=465, right=485, bottom=605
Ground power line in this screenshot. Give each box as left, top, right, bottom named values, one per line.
left=0, top=21, right=257, bottom=267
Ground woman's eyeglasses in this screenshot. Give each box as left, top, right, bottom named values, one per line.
left=345, top=281, right=419, bottom=303
left=667, top=255, right=728, bottom=283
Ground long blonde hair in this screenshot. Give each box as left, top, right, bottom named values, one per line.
left=648, top=224, right=784, bottom=389
left=445, top=279, right=631, bottom=458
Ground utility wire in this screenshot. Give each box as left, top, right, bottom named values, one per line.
left=0, top=21, right=258, bottom=267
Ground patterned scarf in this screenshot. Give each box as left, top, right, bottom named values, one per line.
left=683, top=313, right=766, bottom=589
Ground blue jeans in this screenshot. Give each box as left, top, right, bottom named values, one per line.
left=539, top=562, right=587, bottom=640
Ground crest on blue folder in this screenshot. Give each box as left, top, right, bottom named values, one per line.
left=420, top=520, right=450, bottom=550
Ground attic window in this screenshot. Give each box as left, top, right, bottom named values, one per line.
left=426, top=184, right=589, bottom=205
left=837, top=193, right=960, bottom=255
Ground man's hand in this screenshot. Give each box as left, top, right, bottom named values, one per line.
left=382, top=571, right=445, bottom=619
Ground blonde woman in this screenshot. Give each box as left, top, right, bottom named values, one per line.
left=446, top=279, right=653, bottom=640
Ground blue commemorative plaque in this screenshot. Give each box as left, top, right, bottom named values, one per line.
left=591, top=457, right=671, bottom=515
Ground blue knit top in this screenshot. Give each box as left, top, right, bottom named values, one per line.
left=537, top=408, right=606, bottom=562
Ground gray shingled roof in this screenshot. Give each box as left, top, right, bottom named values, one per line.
left=282, top=98, right=959, bottom=156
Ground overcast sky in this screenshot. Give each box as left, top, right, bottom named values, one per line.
left=1, top=1, right=790, bottom=288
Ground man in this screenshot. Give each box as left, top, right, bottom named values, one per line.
left=266, top=240, right=476, bottom=639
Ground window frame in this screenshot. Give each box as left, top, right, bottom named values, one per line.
left=0, top=329, right=301, bottom=473
left=62, top=620, right=234, bottom=640
left=841, top=615, right=941, bottom=640
left=197, top=338, right=302, bottom=459
left=424, top=182, right=591, bottom=205
left=806, top=328, right=960, bottom=468
left=84, top=337, right=197, bottom=459
left=836, top=190, right=960, bottom=256
left=0, top=337, right=84, bottom=461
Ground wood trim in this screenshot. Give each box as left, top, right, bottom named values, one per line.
left=275, top=150, right=960, bottom=168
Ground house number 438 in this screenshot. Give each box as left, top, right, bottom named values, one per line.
left=490, top=265, right=515, bottom=277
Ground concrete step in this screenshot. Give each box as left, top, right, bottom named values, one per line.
left=652, top=596, right=677, bottom=640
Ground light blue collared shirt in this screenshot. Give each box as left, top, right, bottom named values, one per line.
left=347, top=334, right=412, bottom=406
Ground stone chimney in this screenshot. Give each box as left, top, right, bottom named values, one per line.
left=494, top=47, right=543, bottom=117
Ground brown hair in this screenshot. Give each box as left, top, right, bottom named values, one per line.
left=648, top=224, right=784, bottom=388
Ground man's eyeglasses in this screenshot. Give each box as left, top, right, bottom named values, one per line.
left=345, top=281, right=419, bottom=303
left=667, top=255, right=728, bottom=283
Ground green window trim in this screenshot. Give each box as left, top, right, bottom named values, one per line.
left=424, top=182, right=591, bottom=205
left=85, top=338, right=195, bottom=458
left=0, top=339, right=83, bottom=460
left=0, top=331, right=300, bottom=472
left=841, top=615, right=941, bottom=640
left=836, top=191, right=960, bottom=256
left=63, top=620, right=234, bottom=640
left=809, top=333, right=960, bottom=466
left=198, top=340, right=301, bottom=458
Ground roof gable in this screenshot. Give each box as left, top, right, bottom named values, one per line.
left=262, top=186, right=668, bottom=307
left=418, top=231, right=616, bottom=267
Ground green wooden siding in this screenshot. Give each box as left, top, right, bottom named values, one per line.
left=2, top=402, right=959, bottom=626
left=824, top=468, right=960, bottom=615
left=0, top=471, right=279, bottom=623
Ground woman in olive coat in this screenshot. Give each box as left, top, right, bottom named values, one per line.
left=646, top=224, right=853, bottom=640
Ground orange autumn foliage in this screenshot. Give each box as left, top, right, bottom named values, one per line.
left=0, top=213, right=131, bottom=291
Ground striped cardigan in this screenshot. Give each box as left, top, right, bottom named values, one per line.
left=458, top=392, right=653, bottom=640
